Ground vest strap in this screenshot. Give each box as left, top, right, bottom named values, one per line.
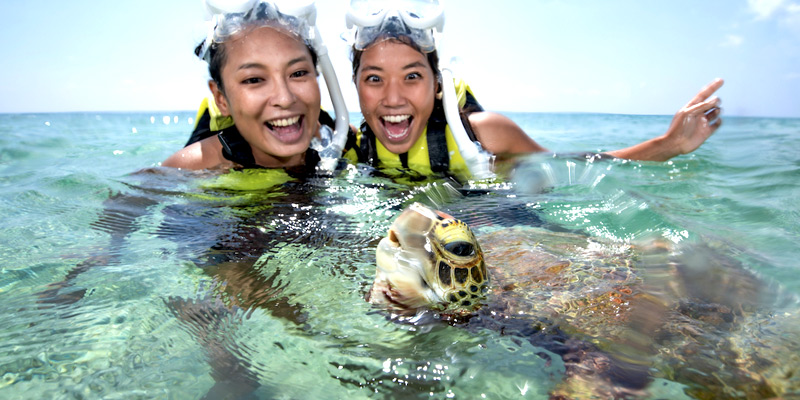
left=218, top=128, right=259, bottom=169
left=399, top=152, right=409, bottom=169
left=359, top=122, right=379, bottom=167
left=426, top=99, right=449, bottom=173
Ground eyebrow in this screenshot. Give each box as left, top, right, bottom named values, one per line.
left=402, top=61, right=428, bottom=70
left=360, top=61, right=428, bottom=74
left=237, top=62, right=264, bottom=71
left=236, top=56, right=311, bottom=71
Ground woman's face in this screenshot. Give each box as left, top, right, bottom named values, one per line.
left=355, top=40, right=437, bottom=155
left=212, top=26, right=320, bottom=167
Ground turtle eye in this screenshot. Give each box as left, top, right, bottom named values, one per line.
left=444, top=241, right=474, bottom=257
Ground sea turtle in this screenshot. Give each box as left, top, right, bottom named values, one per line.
left=367, top=202, right=641, bottom=330
left=367, top=202, right=489, bottom=316
left=367, top=202, right=794, bottom=399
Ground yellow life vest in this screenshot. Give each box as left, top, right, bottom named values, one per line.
left=186, top=97, right=341, bottom=172
left=199, top=168, right=295, bottom=193
left=344, top=79, right=483, bottom=182
left=372, top=125, right=470, bottom=177
left=192, top=97, right=235, bottom=133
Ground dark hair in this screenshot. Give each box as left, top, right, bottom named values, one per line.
left=194, top=33, right=319, bottom=94
left=351, top=35, right=441, bottom=87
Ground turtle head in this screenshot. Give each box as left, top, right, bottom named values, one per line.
left=368, top=203, right=488, bottom=316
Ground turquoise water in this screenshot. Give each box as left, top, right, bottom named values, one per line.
left=0, top=111, right=798, bottom=399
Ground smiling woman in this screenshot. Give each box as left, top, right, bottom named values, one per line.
left=202, top=26, right=320, bottom=167
left=355, top=40, right=439, bottom=155
left=162, top=1, right=348, bottom=172
left=344, top=0, right=726, bottom=183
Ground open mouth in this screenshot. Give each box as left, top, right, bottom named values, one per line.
left=382, top=284, right=412, bottom=310
left=265, top=115, right=304, bottom=143
left=380, top=114, right=412, bottom=142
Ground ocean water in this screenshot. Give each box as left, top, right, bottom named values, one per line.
left=0, top=111, right=798, bottom=399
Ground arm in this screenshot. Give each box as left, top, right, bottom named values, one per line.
left=607, top=79, right=724, bottom=161
left=468, top=111, right=549, bottom=158
left=37, top=190, right=159, bottom=305
left=162, top=136, right=230, bottom=170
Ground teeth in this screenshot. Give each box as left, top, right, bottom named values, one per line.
left=269, top=116, right=300, bottom=127
left=382, top=115, right=410, bottom=123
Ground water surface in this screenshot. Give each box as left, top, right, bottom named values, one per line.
left=1, top=112, right=798, bottom=399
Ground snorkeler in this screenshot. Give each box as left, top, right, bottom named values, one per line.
left=163, top=0, right=350, bottom=172
left=343, top=0, right=724, bottom=180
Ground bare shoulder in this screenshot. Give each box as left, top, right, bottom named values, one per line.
left=161, top=136, right=230, bottom=170
left=468, top=111, right=548, bottom=155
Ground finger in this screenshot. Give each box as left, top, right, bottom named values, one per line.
left=687, top=78, right=724, bottom=107
left=686, top=96, right=720, bottom=115
left=704, top=107, right=721, bottom=119
left=709, top=115, right=723, bottom=128
left=707, top=108, right=723, bottom=128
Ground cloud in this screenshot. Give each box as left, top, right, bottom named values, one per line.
left=748, top=0, right=787, bottom=19
left=785, top=3, right=800, bottom=27
left=721, top=34, right=745, bottom=47
left=748, top=0, right=800, bottom=24
left=748, top=0, right=800, bottom=37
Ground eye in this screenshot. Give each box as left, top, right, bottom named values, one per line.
left=241, top=77, right=263, bottom=85
left=365, top=75, right=381, bottom=83
left=444, top=241, right=474, bottom=257
left=290, top=69, right=310, bottom=78
left=405, top=72, right=422, bottom=80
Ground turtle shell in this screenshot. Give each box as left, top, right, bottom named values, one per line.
left=368, top=203, right=793, bottom=398
left=478, top=225, right=640, bottom=339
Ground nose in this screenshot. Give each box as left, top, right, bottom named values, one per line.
left=270, top=78, right=297, bottom=109
left=382, top=79, right=407, bottom=107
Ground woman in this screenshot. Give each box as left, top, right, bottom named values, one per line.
left=163, top=1, right=338, bottom=172
left=344, top=1, right=724, bottom=179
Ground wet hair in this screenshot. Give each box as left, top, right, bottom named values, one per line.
left=194, top=29, right=319, bottom=94
left=351, top=34, right=441, bottom=88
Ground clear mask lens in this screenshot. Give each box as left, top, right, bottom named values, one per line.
left=346, top=0, right=444, bottom=52
left=347, top=0, right=442, bottom=27
left=199, top=0, right=316, bottom=61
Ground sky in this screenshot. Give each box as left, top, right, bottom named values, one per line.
left=1, top=0, right=799, bottom=118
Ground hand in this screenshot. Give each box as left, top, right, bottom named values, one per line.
left=663, top=78, right=724, bottom=157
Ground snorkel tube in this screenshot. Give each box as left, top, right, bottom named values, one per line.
left=346, top=0, right=495, bottom=180
left=277, top=2, right=350, bottom=172
left=438, top=68, right=495, bottom=180
left=312, top=32, right=350, bottom=172
left=201, top=0, right=349, bottom=173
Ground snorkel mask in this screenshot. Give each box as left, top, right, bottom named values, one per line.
left=199, top=0, right=350, bottom=172
left=346, top=0, right=495, bottom=180
left=198, top=0, right=316, bottom=62
left=345, top=0, right=444, bottom=52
